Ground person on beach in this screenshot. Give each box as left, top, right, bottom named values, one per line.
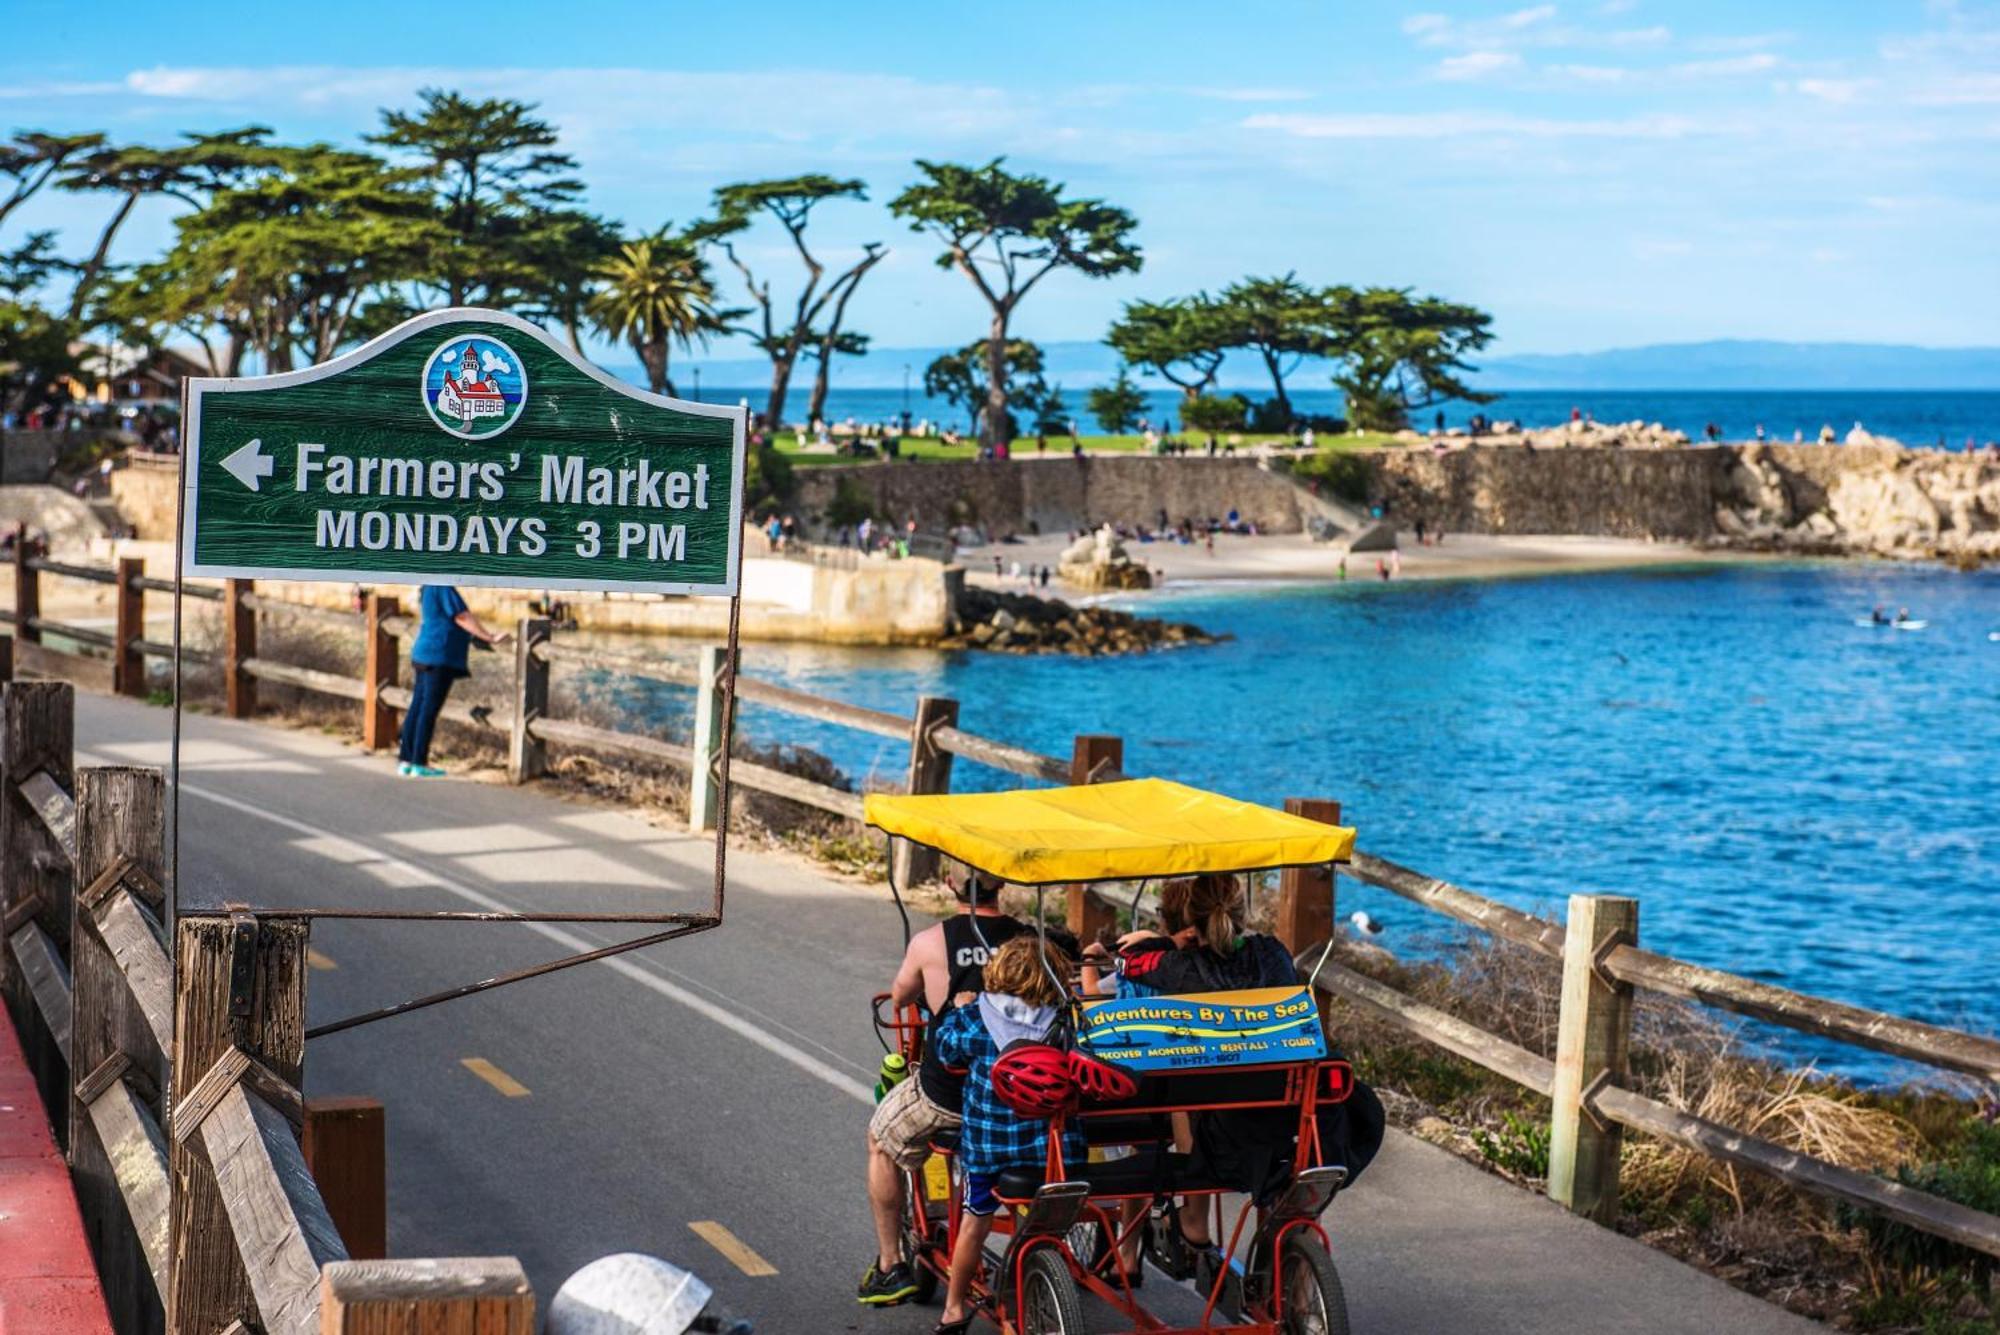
left=399, top=585, right=509, bottom=779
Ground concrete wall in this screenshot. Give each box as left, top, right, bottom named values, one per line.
left=109, top=464, right=177, bottom=540
left=239, top=552, right=957, bottom=645
left=790, top=455, right=1330, bottom=537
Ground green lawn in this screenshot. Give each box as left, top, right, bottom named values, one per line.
left=773, top=429, right=1404, bottom=465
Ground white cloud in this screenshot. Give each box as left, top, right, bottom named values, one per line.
left=1401, top=8, right=1668, bottom=52
left=1669, top=53, right=1781, bottom=78
left=1632, top=237, right=1694, bottom=259
left=1502, top=4, right=1559, bottom=28
left=1547, top=63, right=1630, bottom=83
left=113, top=64, right=1032, bottom=143
left=434, top=345, right=460, bottom=367
left=1242, top=110, right=1702, bottom=140
left=1435, top=51, right=1523, bottom=81
left=1791, top=77, right=1872, bottom=103
left=480, top=349, right=512, bottom=374
left=1909, top=72, right=2000, bottom=104
left=1189, top=87, right=1316, bottom=103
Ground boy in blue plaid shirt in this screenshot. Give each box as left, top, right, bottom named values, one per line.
left=929, top=935, right=1085, bottom=1333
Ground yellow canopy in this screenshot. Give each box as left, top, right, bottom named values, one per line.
left=863, top=778, right=1356, bottom=886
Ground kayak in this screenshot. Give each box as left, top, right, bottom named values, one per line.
left=1853, top=617, right=1928, bottom=630
left=1896, top=620, right=1929, bottom=631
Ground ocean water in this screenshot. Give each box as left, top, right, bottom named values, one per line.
left=576, top=561, right=2000, bottom=1083
left=681, top=383, right=2000, bottom=450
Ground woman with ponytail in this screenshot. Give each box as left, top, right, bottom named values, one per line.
left=1080, top=874, right=1297, bottom=998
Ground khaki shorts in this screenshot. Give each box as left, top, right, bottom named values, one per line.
left=869, top=1077, right=959, bottom=1169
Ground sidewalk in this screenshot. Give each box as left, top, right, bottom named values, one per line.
left=0, top=1015, right=112, bottom=1335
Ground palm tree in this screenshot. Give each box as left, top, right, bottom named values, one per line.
left=587, top=230, right=728, bottom=396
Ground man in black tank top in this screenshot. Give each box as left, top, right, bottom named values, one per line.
left=860, top=874, right=1024, bottom=1306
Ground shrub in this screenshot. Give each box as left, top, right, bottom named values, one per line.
left=1474, top=1111, right=1552, bottom=1179
left=746, top=443, right=793, bottom=508
left=1181, top=393, right=1249, bottom=436
left=825, top=475, right=874, bottom=529
left=1293, top=451, right=1375, bottom=505
left=1846, top=1113, right=2000, bottom=1284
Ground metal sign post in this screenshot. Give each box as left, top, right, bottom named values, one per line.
left=171, top=308, right=749, bottom=1034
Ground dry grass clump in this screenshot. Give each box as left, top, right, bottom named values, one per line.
left=1319, top=929, right=1995, bottom=1331
left=1626, top=1046, right=1925, bottom=1217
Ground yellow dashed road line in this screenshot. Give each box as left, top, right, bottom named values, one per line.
left=689, top=1220, right=778, bottom=1276
left=460, top=1057, right=530, bottom=1097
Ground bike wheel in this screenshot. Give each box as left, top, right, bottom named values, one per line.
left=1020, top=1247, right=1086, bottom=1335
left=1279, top=1233, right=1350, bottom=1335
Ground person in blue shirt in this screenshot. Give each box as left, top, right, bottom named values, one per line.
left=398, top=585, right=509, bottom=778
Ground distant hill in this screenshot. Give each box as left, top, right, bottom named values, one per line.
left=666, top=338, right=2000, bottom=394
left=1474, top=341, right=2000, bottom=390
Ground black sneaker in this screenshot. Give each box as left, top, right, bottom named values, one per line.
left=857, top=1259, right=919, bottom=1306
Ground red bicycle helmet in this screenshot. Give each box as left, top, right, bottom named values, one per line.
left=990, top=1042, right=1077, bottom=1118
left=1068, top=1051, right=1138, bottom=1105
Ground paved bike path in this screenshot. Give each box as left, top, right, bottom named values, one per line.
left=75, top=694, right=1821, bottom=1333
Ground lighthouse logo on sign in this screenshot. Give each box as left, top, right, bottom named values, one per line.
left=422, top=334, right=527, bottom=439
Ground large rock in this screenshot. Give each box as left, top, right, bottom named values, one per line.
left=1058, top=522, right=1153, bottom=591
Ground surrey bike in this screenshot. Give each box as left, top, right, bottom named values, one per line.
left=867, top=777, right=1359, bottom=1335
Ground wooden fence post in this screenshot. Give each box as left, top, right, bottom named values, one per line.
left=320, top=1258, right=534, bottom=1334
left=0, top=632, right=11, bottom=681
left=304, top=1097, right=387, bottom=1262
left=1274, top=798, right=1342, bottom=953
left=1548, top=893, right=1639, bottom=1225
left=168, top=911, right=316, bottom=1333
left=69, top=765, right=169, bottom=1335
left=115, top=556, right=146, bottom=698
left=223, top=579, right=256, bottom=719
left=894, top=695, right=959, bottom=888
left=1065, top=734, right=1123, bottom=941
left=362, top=593, right=399, bottom=752
left=1, top=679, right=75, bottom=1126
left=509, top=617, right=550, bottom=784
left=13, top=523, right=39, bottom=644
left=687, top=643, right=727, bottom=833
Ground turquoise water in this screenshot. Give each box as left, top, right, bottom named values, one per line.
left=583, top=562, right=2000, bottom=1081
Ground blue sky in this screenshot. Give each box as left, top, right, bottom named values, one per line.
left=6, top=0, right=1999, bottom=361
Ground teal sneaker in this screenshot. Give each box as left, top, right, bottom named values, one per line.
left=856, top=1259, right=918, bottom=1305
left=396, top=762, right=414, bottom=777
left=407, top=765, right=447, bottom=779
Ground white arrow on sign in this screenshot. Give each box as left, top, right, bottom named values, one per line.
left=220, top=438, right=275, bottom=492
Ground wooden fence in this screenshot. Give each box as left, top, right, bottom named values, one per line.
left=0, top=667, right=537, bottom=1334
left=7, top=546, right=2000, bottom=1278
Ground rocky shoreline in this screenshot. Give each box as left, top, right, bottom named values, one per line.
left=942, top=585, right=1221, bottom=655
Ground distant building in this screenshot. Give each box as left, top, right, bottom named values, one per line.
left=64, top=343, right=217, bottom=407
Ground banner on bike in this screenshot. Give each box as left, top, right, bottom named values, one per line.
left=1078, top=985, right=1326, bottom=1072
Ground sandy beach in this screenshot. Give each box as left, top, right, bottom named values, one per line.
left=961, top=528, right=1753, bottom=597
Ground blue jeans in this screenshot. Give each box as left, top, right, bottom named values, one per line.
left=397, top=665, right=456, bottom=766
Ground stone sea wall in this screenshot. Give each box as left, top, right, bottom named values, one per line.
left=789, top=455, right=1335, bottom=538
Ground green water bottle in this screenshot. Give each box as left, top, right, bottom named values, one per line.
left=875, top=1052, right=909, bottom=1102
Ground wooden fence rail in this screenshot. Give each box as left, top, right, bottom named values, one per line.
left=0, top=676, right=484, bottom=1334
left=9, top=552, right=2000, bottom=1270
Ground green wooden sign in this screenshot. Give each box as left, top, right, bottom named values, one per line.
left=182, top=309, right=746, bottom=595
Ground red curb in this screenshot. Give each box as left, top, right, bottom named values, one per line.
left=0, top=1018, right=112, bottom=1335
